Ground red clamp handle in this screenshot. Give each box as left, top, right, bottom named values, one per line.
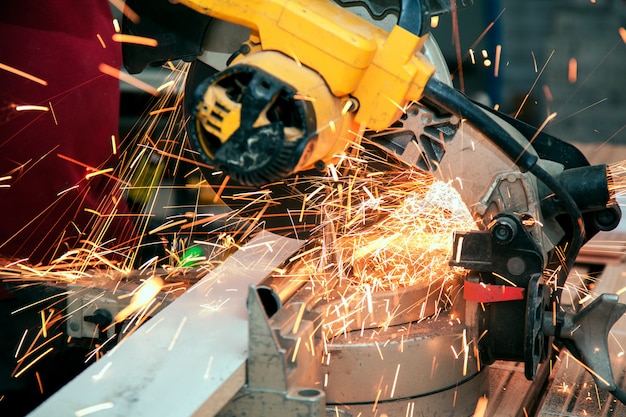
left=464, top=280, right=525, bottom=303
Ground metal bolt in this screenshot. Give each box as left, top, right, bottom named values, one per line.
left=491, top=217, right=517, bottom=244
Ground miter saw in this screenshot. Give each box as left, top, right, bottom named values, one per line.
left=118, top=0, right=626, bottom=414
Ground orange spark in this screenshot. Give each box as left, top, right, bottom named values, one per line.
left=148, top=106, right=177, bottom=116
left=57, top=185, right=79, bottom=196
left=473, top=396, right=489, bottom=417
left=108, top=0, right=139, bottom=24
left=49, top=101, right=58, bottom=125
left=528, top=112, right=557, bottom=145
left=112, top=33, right=158, bottom=47
left=620, top=27, right=626, bottom=43
left=15, top=105, right=49, bottom=112
left=291, top=337, right=302, bottom=362
left=293, top=303, right=307, bottom=334
left=469, top=49, right=476, bottom=65
left=494, top=45, right=502, bottom=77
left=35, top=371, right=44, bottom=394
left=57, top=153, right=130, bottom=186
left=98, top=63, right=158, bottom=96
left=40, top=310, right=48, bottom=338
left=515, top=50, right=554, bottom=118
left=85, top=168, right=114, bottom=180
left=213, top=175, right=230, bottom=203
left=568, top=58, right=578, bottom=83
left=114, top=276, right=164, bottom=322
left=14, top=347, right=54, bottom=378
left=294, top=94, right=316, bottom=102
left=542, top=85, right=553, bottom=102
left=148, top=219, right=188, bottom=235
left=96, top=34, right=107, bottom=48
left=157, top=80, right=175, bottom=92
left=0, top=62, right=48, bottom=86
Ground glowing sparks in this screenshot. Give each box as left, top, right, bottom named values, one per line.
left=96, top=33, right=107, bottom=48
left=35, top=371, right=44, bottom=394
left=474, top=395, right=489, bottom=417
left=98, top=63, right=159, bottom=96
left=390, top=363, right=401, bottom=398
left=157, top=80, right=175, bottom=92
left=92, top=361, right=113, bottom=381
left=619, top=27, right=626, bottom=44
left=168, top=316, right=188, bottom=351
left=543, top=85, right=553, bottom=102
left=112, top=33, right=158, bottom=47
left=291, top=337, right=302, bottom=362
left=85, top=168, right=114, bottom=180
left=15, top=330, right=28, bottom=358
left=148, top=106, right=177, bottom=116
left=15, top=104, right=49, bottom=112
left=108, top=0, right=139, bottom=24
left=515, top=50, right=555, bottom=119
left=2, top=59, right=475, bottom=412
left=114, top=276, right=164, bottom=322
left=0, top=62, right=48, bottom=85
left=333, top=178, right=475, bottom=292
left=49, top=101, right=59, bottom=125
left=494, top=45, right=501, bottom=77
left=14, top=347, right=54, bottom=378
left=40, top=310, right=49, bottom=338
left=74, top=402, right=115, bottom=417
left=204, top=356, right=214, bottom=379
left=481, top=49, right=491, bottom=67
left=568, top=58, right=578, bottom=84
left=293, top=303, right=307, bottom=334
left=0, top=175, right=11, bottom=189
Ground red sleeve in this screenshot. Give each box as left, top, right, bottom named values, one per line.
left=0, top=1, right=135, bottom=263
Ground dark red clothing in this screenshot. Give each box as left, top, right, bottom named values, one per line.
left=0, top=2, right=133, bottom=262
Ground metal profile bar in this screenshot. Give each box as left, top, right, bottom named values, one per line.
left=28, top=231, right=304, bottom=417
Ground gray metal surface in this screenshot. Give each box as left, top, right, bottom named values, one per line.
left=538, top=263, right=626, bottom=417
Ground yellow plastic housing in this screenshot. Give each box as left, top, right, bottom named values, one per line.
left=230, top=51, right=358, bottom=172
left=179, top=0, right=435, bottom=131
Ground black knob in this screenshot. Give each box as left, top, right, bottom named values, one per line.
left=491, top=217, right=518, bottom=245
left=84, top=308, right=113, bottom=327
